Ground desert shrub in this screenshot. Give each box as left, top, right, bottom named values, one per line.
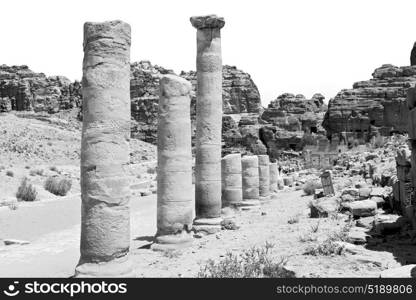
left=298, top=233, right=317, bottom=243
left=304, top=239, right=345, bottom=256
left=198, top=242, right=295, bottom=278
left=16, top=177, right=38, bottom=202
left=303, top=221, right=352, bottom=256
left=221, top=219, right=240, bottom=230
left=6, top=170, right=14, bottom=177
left=8, top=202, right=19, bottom=210
left=30, top=168, right=44, bottom=176
left=44, top=176, right=72, bottom=196
left=49, top=166, right=58, bottom=172
left=302, top=180, right=322, bottom=195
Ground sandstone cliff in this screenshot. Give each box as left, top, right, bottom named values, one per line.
left=0, top=65, right=81, bottom=113
left=323, top=64, right=416, bottom=143
left=259, top=93, right=327, bottom=156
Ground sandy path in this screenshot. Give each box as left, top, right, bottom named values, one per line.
left=0, top=189, right=402, bottom=277
left=0, top=194, right=157, bottom=277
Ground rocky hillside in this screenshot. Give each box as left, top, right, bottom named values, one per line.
left=259, top=93, right=327, bottom=157
left=323, top=64, right=416, bottom=143
left=0, top=62, right=265, bottom=151
left=0, top=65, right=81, bottom=113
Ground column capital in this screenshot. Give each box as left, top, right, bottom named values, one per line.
left=190, top=15, right=225, bottom=30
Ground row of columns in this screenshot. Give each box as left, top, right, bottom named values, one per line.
left=222, top=154, right=284, bottom=208
left=75, top=16, right=285, bottom=277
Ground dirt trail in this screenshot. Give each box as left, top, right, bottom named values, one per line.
left=0, top=188, right=402, bottom=277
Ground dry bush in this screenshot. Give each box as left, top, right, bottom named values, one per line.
left=302, top=180, right=322, bottom=195
left=6, top=170, right=14, bottom=177
left=30, top=168, right=44, bottom=176
left=198, top=242, right=295, bottom=278
left=49, top=166, right=58, bottom=172
left=303, top=221, right=352, bottom=256
left=287, top=215, right=300, bottom=224
left=304, top=239, right=345, bottom=256
left=44, top=176, right=72, bottom=196
left=221, top=219, right=240, bottom=230
left=16, top=177, right=38, bottom=202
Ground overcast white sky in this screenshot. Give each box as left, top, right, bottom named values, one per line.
left=1, top=0, right=415, bottom=105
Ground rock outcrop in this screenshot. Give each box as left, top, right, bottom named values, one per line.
left=323, top=64, right=416, bottom=143
left=259, top=93, right=327, bottom=156
left=129, top=61, right=174, bottom=143
left=0, top=65, right=81, bottom=113
left=180, top=65, right=262, bottom=115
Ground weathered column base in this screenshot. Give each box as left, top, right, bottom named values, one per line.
left=74, top=255, right=136, bottom=278
left=151, top=231, right=194, bottom=251
left=193, top=217, right=222, bottom=234
left=260, top=195, right=271, bottom=202
left=235, top=200, right=261, bottom=211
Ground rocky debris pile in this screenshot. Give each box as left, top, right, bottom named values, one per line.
left=307, top=137, right=416, bottom=274
left=259, top=93, right=327, bottom=157
left=323, top=64, right=416, bottom=142
left=0, top=65, right=81, bottom=113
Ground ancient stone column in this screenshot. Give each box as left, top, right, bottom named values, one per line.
left=269, top=162, right=278, bottom=194
left=258, top=155, right=270, bottom=200
left=241, top=156, right=261, bottom=208
left=221, top=153, right=243, bottom=207
left=75, top=20, right=134, bottom=277
left=152, top=75, right=194, bottom=250
left=191, top=15, right=225, bottom=233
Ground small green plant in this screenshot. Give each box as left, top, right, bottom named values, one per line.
left=44, top=176, right=72, bottom=196
left=16, top=177, right=38, bottom=202
left=6, top=170, right=14, bottom=177
left=302, top=180, right=322, bottom=196
left=198, top=242, right=295, bottom=278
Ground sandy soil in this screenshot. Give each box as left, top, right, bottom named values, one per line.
left=0, top=188, right=403, bottom=278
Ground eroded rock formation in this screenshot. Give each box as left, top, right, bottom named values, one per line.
left=0, top=65, right=81, bottom=113
left=259, top=93, right=327, bottom=157
left=324, top=64, right=416, bottom=143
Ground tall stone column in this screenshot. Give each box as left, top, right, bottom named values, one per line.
left=241, top=156, right=261, bottom=208
left=269, top=162, right=278, bottom=194
left=75, top=20, right=134, bottom=277
left=258, top=155, right=270, bottom=201
left=191, top=15, right=225, bottom=233
left=152, top=75, right=194, bottom=250
left=221, top=153, right=243, bottom=207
